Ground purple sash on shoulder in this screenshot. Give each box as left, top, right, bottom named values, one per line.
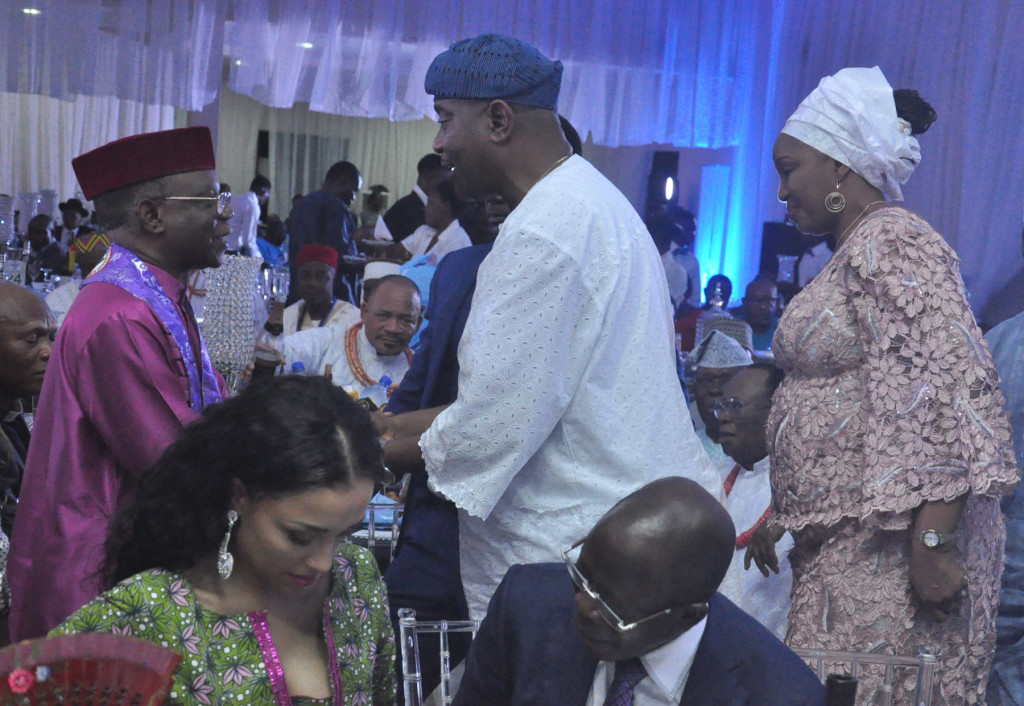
left=82, top=243, right=222, bottom=411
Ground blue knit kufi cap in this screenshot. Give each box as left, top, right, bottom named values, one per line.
left=424, top=34, right=562, bottom=110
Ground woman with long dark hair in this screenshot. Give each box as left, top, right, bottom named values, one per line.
left=746, top=67, right=1017, bottom=703
left=55, top=376, right=396, bottom=705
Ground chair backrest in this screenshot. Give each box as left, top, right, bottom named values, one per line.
left=793, top=645, right=939, bottom=706
left=347, top=501, right=405, bottom=569
left=398, top=607, right=480, bottom=706
left=362, top=501, right=405, bottom=561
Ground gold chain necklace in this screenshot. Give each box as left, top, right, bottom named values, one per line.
left=835, top=200, right=886, bottom=249
left=538, top=151, right=572, bottom=181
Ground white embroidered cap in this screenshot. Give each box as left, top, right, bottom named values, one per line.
left=688, top=330, right=754, bottom=369
left=781, top=66, right=920, bottom=201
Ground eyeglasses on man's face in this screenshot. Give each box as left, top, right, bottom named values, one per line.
left=712, top=397, right=771, bottom=420
left=562, top=538, right=705, bottom=633
left=163, top=191, right=232, bottom=215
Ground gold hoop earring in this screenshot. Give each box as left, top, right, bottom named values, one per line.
left=825, top=179, right=846, bottom=213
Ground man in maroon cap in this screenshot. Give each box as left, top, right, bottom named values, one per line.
left=8, top=126, right=231, bottom=640
left=283, top=244, right=358, bottom=335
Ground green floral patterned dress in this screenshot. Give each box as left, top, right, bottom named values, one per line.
left=52, top=543, right=396, bottom=706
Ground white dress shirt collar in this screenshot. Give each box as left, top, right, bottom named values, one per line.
left=588, top=616, right=708, bottom=705
left=3, top=400, right=24, bottom=423
left=642, top=616, right=708, bottom=698
left=413, top=183, right=428, bottom=206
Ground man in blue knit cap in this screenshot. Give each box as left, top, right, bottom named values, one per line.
left=381, top=34, right=719, bottom=625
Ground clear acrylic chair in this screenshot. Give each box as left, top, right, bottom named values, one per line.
left=793, top=645, right=939, bottom=706
left=361, top=501, right=405, bottom=561
left=348, top=473, right=410, bottom=565
left=398, top=607, right=480, bottom=706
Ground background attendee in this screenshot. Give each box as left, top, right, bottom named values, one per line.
left=379, top=153, right=449, bottom=241
left=225, top=175, right=270, bottom=256
left=454, top=477, right=823, bottom=705
left=55, top=198, right=92, bottom=254
left=669, top=206, right=702, bottom=309
left=675, top=273, right=733, bottom=351
left=399, top=180, right=471, bottom=260
left=714, top=363, right=793, bottom=639
left=25, top=215, right=68, bottom=281
left=383, top=34, right=719, bottom=622
left=360, top=184, right=389, bottom=229
left=749, top=67, right=1016, bottom=702
left=0, top=284, right=55, bottom=537
left=279, top=274, right=421, bottom=395
left=9, top=126, right=230, bottom=641
left=46, top=230, right=111, bottom=327
left=283, top=244, right=357, bottom=335
left=647, top=212, right=689, bottom=311
left=256, top=214, right=288, bottom=268
left=731, top=275, right=779, bottom=351
left=54, top=376, right=397, bottom=705
left=0, top=284, right=53, bottom=637
left=688, top=328, right=753, bottom=443
left=287, top=160, right=363, bottom=304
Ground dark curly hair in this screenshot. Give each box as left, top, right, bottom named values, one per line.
left=101, top=376, right=389, bottom=587
left=894, top=89, right=937, bottom=136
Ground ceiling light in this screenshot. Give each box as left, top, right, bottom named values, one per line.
left=23, top=7, right=42, bottom=14
left=234, top=60, right=242, bottom=66
left=298, top=42, right=314, bottom=49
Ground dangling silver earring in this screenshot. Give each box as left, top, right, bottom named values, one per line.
left=825, top=179, right=846, bottom=213
left=218, top=510, right=238, bottom=580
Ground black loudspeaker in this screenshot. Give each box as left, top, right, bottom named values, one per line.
left=647, top=151, right=680, bottom=210
left=759, top=221, right=803, bottom=277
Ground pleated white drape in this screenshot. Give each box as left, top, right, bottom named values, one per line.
left=2, top=0, right=1023, bottom=317
left=0, top=91, right=174, bottom=199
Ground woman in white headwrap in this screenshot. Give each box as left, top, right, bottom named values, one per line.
left=745, top=67, right=1017, bottom=704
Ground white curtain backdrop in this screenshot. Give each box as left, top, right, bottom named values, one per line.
left=216, top=87, right=438, bottom=219
left=0, top=0, right=224, bottom=111
left=0, top=91, right=174, bottom=201
left=2, top=0, right=1023, bottom=317
left=223, top=0, right=762, bottom=148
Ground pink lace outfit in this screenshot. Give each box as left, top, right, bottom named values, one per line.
left=768, top=207, right=1018, bottom=705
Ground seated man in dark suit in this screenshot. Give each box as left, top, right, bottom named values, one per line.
left=455, top=476, right=824, bottom=705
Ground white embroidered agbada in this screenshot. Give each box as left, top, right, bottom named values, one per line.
left=282, top=316, right=411, bottom=396
left=718, top=455, right=793, bottom=640
left=420, top=155, right=721, bottom=620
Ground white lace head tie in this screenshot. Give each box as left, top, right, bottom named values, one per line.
left=689, top=330, right=754, bottom=369
left=781, top=66, right=921, bottom=202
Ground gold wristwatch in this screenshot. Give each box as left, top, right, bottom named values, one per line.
left=914, top=529, right=956, bottom=548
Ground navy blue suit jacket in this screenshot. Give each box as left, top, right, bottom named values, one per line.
left=385, top=244, right=492, bottom=611
left=455, top=564, right=824, bottom=706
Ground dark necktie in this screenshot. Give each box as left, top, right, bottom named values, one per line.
left=603, top=657, right=647, bottom=706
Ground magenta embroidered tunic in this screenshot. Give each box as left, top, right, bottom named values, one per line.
left=9, top=263, right=225, bottom=641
